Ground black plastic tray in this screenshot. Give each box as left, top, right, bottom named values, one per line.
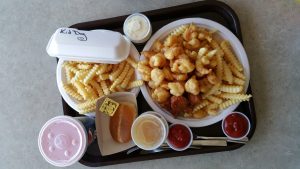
left=61, top=0, right=256, bottom=167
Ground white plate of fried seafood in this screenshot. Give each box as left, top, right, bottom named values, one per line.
left=138, top=18, right=251, bottom=127
left=57, top=43, right=143, bottom=113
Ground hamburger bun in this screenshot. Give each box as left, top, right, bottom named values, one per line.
left=109, top=102, right=137, bottom=143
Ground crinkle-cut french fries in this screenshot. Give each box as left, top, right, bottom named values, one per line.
left=90, top=80, right=104, bottom=97
left=207, top=95, right=222, bottom=104
left=170, top=24, right=189, bottom=36
left=219, top=99, right=241, bottom=110
left=233, top=77, right=245, bottom=85
left=127, top=80, right=144, bottom=89
left=193, top=100, right=209, bottom=113
left=120, top=68, right=135, bottom=89
left=137, top=23, right=251, bottom=119
left=220, top=84, right=243, bottom=93
left=61, top=56, right=142, bottom=114
left=229, top=63, right=245, bottom=80
left=83, top=65, right=99, bottom=84
left=65, top=69, right=74, bottom=84
left=77, top=63, right=92, bottom=70
left=221, top=40, right=243, bottom=71
left=220, top=93, right=252, bottom=101
left=63, top=84, right=83, bottom=101
left=73, top=81, right=89, bottom=100
left=222, top=60, right=233, bottom=84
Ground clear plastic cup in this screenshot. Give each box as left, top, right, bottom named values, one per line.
left=38, top=116, right=95, bottom=167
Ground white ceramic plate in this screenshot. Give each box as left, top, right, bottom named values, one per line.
left=95, top=92, right=137, bottom=156
left=56, top=42, right=140, bottom=113
left=139, top=18, right=250, bottom=127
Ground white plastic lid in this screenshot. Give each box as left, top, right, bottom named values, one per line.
left=46, top=28, right=131, bottom=64
left=38, top=116, right=87, bottom=167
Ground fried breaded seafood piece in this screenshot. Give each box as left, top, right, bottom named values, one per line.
left=188, top=94, right=202, bottom=106
left=152, top=87, right=170, bottom=103
left=170, top=96, right=188, bottom=116
left=171, top=58, right=195, bottom=73
left=149, top=53, right=166, bottom=68
left=164, top=46, right=183, bottom=60
left=168, top=82, right=185, bottom=96
left=185, top=76, right=200, bottom=95
left=150, top=68, right=164, bottom=86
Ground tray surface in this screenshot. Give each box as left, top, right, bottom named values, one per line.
left=60, top=0, right=256, bottom=167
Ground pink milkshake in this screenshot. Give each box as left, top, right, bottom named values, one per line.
left=38, top=116, right=95, bottom=167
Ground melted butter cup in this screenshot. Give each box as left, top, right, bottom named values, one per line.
left=131, top=113, right=167, bottom=150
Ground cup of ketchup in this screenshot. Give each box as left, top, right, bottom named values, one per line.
left=166, top=123, right=193, bottom=151
left=222, top=112, right=251, bottom=140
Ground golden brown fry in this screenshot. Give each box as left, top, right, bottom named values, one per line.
left=120, top=68, right=135, bottom=89
left=126, top=56, right=138, bottom=68
left=90, top=80, right=104, bottom=97
left=96, top=64, right=107, bottom=75
left=110, top=64, right=131, bottom=90
left=85, top=84, right=98, bottom=99
left=207, top=95, right=222, bottom=104
left=65, top=68, right=74, bottom=84
left=220, top=41, right=243, bottom=71
left=219, top=99, right=241, bottom=109
left=100, top=80, right=110, bottom=95
left=193, top=100, right=209, bottom=112
left=229, top=64, right=245, bottom=80
left=220, top=85, right=243, bottom=93
left=219, top=93, right=251, bottom=101
left=83, top=65, right=99, bottom=84
left=77, top=64, right=92, bottom=70
left=127, top=80, right=144, bottom=89
left=109, top=62, right=126, bottom=81
left=223, top=60, right=233, bottom=84
left=233, top=77, right=245, bottom=85
left=73, top=81, right=89, bottom=100
left=203, top=82, right=221, bottom=98
left=63, top=84, right=83, bottom=101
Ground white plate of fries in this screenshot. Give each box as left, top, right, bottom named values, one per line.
left=57, top=42, right=143, bottom=114
left=138, top=18, right=251, bottom=127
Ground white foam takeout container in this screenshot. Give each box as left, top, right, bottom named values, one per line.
left=46, top=28, right=131, bottom=64
left=50, top=27, right=141, bottom=113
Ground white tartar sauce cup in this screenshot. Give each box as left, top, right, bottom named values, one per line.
left=123, top=13, right=152, bottom=43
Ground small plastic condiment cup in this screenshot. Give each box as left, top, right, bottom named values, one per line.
left=123, top=13, right=152, bottom=43
left=221, top=112, right=251, bottom=140
left=166, top=123, right=193, bottom=151
left=38, top=116, right=96, bottom=167
left=141, top=111, right=169, bottom=136
left=131, top=112, right=168, bottom=150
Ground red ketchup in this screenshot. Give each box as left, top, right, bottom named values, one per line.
left=223, top=113, right=249, bottom=138
left=168, top=124, right=191, bottom=149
